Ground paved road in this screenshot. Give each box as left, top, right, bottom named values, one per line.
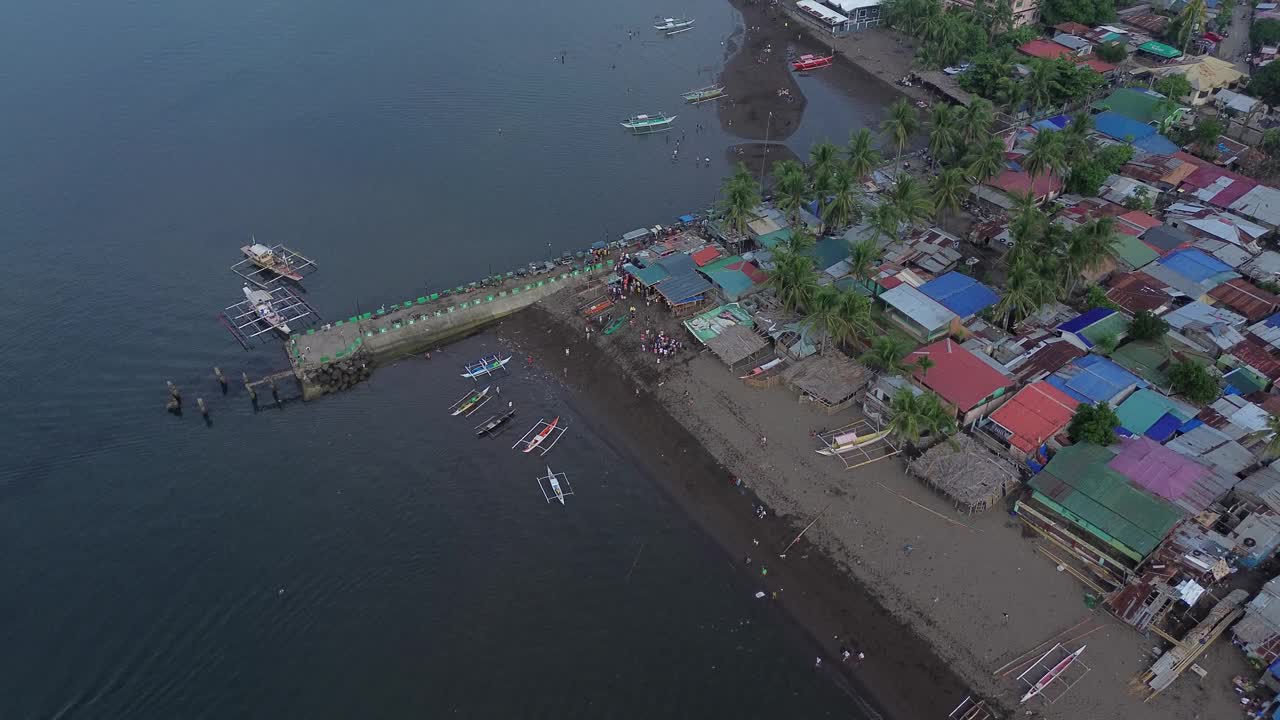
left=1219, top=2, right=1252, bottom=71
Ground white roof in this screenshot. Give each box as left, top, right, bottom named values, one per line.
left=1185, top=214, right=1268, bottom=245
left=1098, top=25, right=1129, bottom=35
left=1192, top=238, right=1252, bottom=268
left=797, top=0, right=849, bottom=23
left=879, top=284, right=957, bottom=332
left=1052, top=33, right=1092, bottom=51
left=1216, top=89, right=1261, bottom=113
left=1165, top=300, right=1246, bottom=330
left=1230, top=185, right=1280, bottom=227
left=828, top=0, right=882, bottom=10
left=1244, top=251, right=1280, bottom=282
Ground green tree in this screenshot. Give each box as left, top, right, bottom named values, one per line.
left=861, top=336, right=914, bottom=374
left=1262, top=414, right=1280, bottom=459
left=846, top=128, right=882, bottom=180
left=783, top=224, right=818, bottom=254
left=809, top=141, right=841, bottom=223
left=767, top=249, right=818, bottom=312
left=772, top=159, right=810, bottom=225
left=1092, top=333, right=1118, bottom=356
left=993, top=260, right=1047, bottom=330
left=1168, top=359, right=1220, bottom=403
left=804, top=287, right=844, bottom=355
left=823, top=162, right=864, bottom=230
left=719, top=163, right=761, bottom=236
left=915, top=355, right=936, bottom=378
left=1249, top=62, right=1280, bottom=107
left=1174, top=0, right=1208, bottom=56
left=886, top=388, right=956, bottom=445
left=1252, top=19, right=1280, bottom=51
left=1084, top=285, right=1120, bottom=311
left=1060, top=218, right=1119, bottom=293
left=880, top=98, right=920, bottom=163
left=1094, top=41, right=1126, bottom=63
left=1041, top=0, right=1115, bottom=26
left=1023, top=130, right=1067, bottom=182
left=958, top=98, right=996, bottom=147
left=1153, top=74, right=1193, bottom=103
left=927, top=104, right=961, bottom=165
left=1067, top=402, right=1121, bottom=446
left=869, top=202, right=902, bottom=245
left=1189, top=117, right=1226, bottom=157
left=847, top=237, right=879, bottom=283
left=887, top=174, right=934, bottom=229
left=966, top=135, right=1007, bottom=184
left=838, top=290, right=875, bottom=347
left=1065, top=143, right=1133, bottom=196
left=931, top=168, right=968, bottom=225
left=1128, top=310, right=1169, bottom=341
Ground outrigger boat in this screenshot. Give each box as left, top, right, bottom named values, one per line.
left=682, top=84, right=726, bottom=104
left=654, top=17, right=694, bottom=31
left=604, top=316, right=628, bottom=335
left=461, top=354, right=512, bottom=379
left=792, top=53, right=835, bottom=71
left=450, top=385, right=493, bottom=417
left=1020, top=646, right=1086, bottom=704
left=474, top=405, right=516, bottom=436
left=242, top=286, right=292, bottom=336
left=240, top=242, right=304, bottom=282
left=537, top=466, right=573, bottom=505
left=739, top=357, right=784, bottom=379
left=513, top=416, right=567, bottom=456
left=621, top=113, right=677, bottom=134
left=816, top=428, right=890, bottom=456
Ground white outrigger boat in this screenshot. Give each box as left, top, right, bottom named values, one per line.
left=816, top=427, right=890, bottom=456
left=461, top=354, right=512, bottom=379
left=1020, top=646, right=1086, bottom=704
left=449, top=385, right=494, bottom=417
left=682, top=84, right=726, bottom=104
left=537, top=466, right=573, bottom=505
left=621, top=113, right=677, bottom=134
left=242, top=286, right=291, bottom=336
left=654, top=17, right=694, bottom=32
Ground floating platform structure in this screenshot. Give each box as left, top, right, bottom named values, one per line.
left=221, top=286, right=320, bottom=350
left=232, top=242, right=317, bottom=289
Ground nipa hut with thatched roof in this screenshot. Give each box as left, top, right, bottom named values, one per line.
left=907, top=433, right=1022, bottom=513
left=780, top=352, right=873, bottom=414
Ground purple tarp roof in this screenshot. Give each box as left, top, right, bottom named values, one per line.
left=1108, top=437, right=1210, bottom=502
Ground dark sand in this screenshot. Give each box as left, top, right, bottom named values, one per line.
left=717, top=0, right=812, bottom=141
left=499, top=304, right=974, bottom=720
left=724, top=142, right=801, bottom=190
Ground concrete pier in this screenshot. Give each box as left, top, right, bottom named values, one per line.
left=286, top=262, right=610, bottom=400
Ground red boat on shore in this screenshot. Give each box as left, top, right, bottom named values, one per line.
left=792, top=53, right=834, bottom=71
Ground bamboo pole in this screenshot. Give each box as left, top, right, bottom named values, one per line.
left=1000, top=626, right=1104, bottom=678
left=1037, top=546, right=1107, bottom=595
left=874, top=482, right=981, bottom=532
left=991, top=616, right=1095, bottom=676
left=780, top=502, right=833, bottom=556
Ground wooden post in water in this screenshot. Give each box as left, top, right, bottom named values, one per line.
left=197, top=397, right=208, bottom=417
left=268, top=378, right=280, bottom=406
left=242, top=372, right=257, bottom=401
left=166, top=380, right=182, bottom=412
left=214, top=367, right=227, bottom=393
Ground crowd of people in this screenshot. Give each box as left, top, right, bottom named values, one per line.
left=640, top=329, right=683, bottom=360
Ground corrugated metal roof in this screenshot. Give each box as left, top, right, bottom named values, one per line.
left=1032, top=443, right=1184, bottom=558
left=1106, top=272, right=1173, bottom=314
left=987, top=382, right=1080, bottom=453
left=879, top=284, right=957, bottom=332
left=1208, top=278, right=1280, bottom=322
left=917, top=271, right=1000, bottom=318
left=1058, top=307, right=1115, bottom=335
left=1048, top=354, right=1144, bottom=404
left=1094, top=111, right=1156, bottom=141
left=1142, top=224, right=1194, bottom=253
left=1109, top=437, right=1213, bottom=509
left=625, top=262, right=670, bottom=286
left=1159, top=248, right=1233, bottom=282
left=1116, top=389, right=1196, bottom=435
left=1231, top=338, right=1280, bottom=380
left=1230, top=185, right=1280, bottom=227
left=907, top=338, right=1011, bottom=411
left=1165, top=300, right=1245, bottom=331
left=1112, top=231, right=1161, bottom=269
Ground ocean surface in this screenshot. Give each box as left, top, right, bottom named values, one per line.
left=0, top=1, right=895, bottom=716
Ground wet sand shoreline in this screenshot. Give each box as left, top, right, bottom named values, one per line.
left=498, top=305, right=974, bottom=720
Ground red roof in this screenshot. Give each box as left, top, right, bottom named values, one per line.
left=1208, top=278, right=1280, bottom=322
left=906, top=339, right=1012, bottom=412
left=1106, top=271, right=1173, bottom=314
left=1118, top=210, right=1161, bottom=231
left=1056, top=22, right=1093, bottom=36
left=1180, top=164, right=1258, bottom=207
left=987, top=169, right=1063, bottom=201
left=988, top=382, right=1080, bottom=454
left=1019, top=39, right=1074, bottom=60
left=692, top=246, right=724, bottom=266
left=1076, top=58, right=1116, bottom=74
left=726, top=258, right=768, bottom=284
left=879, top=275, right=904, bottom=290
left=1230, top=339, right=1280, bottom=381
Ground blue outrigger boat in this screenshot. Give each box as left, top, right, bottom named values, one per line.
left=461, top=354, right=512, bottom=379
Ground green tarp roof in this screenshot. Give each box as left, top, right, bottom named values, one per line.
left=1138, top=40, right=1182, bottom=59
left=1030, top=444, right=1183, bottom=559
left=756, top=228, right=791, bottom=250
left=1079, top=312, right=1130, bottom=346
left=1111, top=232, right=1160, bottom=269
left=1225, top=366, right=1267, bottom=394
left=627, top=262, right=670, bottom=286
left=1092, top=88, right=1172, bottom=124
left=1111, top=340, right=1172, bottom=388
left=1115, top=388, right=1194, bottom=435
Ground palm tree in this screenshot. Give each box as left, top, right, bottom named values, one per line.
left=838, top=290, right=874, bottom=347
left=720, top=163, right=762, bottom=237
left=767, top=249, right=819, bottom=312
left=915, top=355, right=936, bottom=378
left=784, top=224, right=818, bottom=254
left=847, top=237, right=879, bottom=284
left=958, top=99, right=995, bottom=147
left=886, top=174, right=933, bottom=229
left=1061, top=112, right=1094, bottom=166
left=993, top=259, right=1046, bottom=330
left=823, top=161, right=863, bottom=230
left=966, top=136, right=1007, bottom=185
left=989, top=0, right=1015, bottom=38
left=846, top=128, right=882, bottom=180
left=886, top=388, right=956, bottom=445
left=880, top=98, right=920, bottom=163
left=1261, top=414, right=1280, bottom=460
left=1060, top=218, right=1119, bottom=294
left=772, top=159, right=809, bottom=225
left=869, top=202, right=901, bottom=246
left=861, top=335, right=913, bottom=374
left=809, top=141, right=840, bottom=181
left=926, top=104, right=960, bottom=166
left=931, top=168, right=967, bottom=225
left=1176, top=0, right=1209, bottom=56
left=804, top=287, right=843, bottom=355
left=1022, top=130, right=1066, bottom=183
left=1025, top=61, right=1056, bottom=116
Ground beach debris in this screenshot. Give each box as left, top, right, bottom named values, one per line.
left=754, top=591, right=766, bottom=599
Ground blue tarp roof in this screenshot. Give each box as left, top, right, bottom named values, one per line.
left=1058, top=307, right=1115, bottom=335
left=1047, top=355, right=1145, bottom=404
left=1032, top=114, right=1070, bottom=132
left=677, top=214, right=696, bottom=224
left=917, top=271, right=1000, bottom=318
left=655, top=271, right=712, bottom=304
left=625, top=262, right=670, bottom=286
left=1262, top=311, right=1280, bottom=328
left=1132, top=133, right=1179, bottom=156
left=1158, top=248, right=1232, bottom=283
left=591, top=240, right=608, bottom=250
left=1093, top=111, right=1156, bottom=142
left=1145, top=412, right=1183, bottom=443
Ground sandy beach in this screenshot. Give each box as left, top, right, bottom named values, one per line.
left=496, top=278, right=1249, bottom=720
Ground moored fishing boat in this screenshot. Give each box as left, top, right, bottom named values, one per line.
left=1020, top=646, right=1086, bottom=704
left=738, top=357, right=784, bottom=379
left=450, top=385, right=492, bottom=416
left=792, top=53, right=835, bottom=71
left=654, top=17, right=694, bottom=31
left=681, top=85, right=726, bottom=103
left=242, top=286, right=291, bottom=336
left=240, top=242, right=304, bottom=282
left=546, top=466, right=566, bottom=505
left=603, top=316, right=628, bottom=335
left=523, top=416, right=559, bottom=453
left=620, top=113, right=676, bottom=134
left=474, top=405, right=516, bottom=436
left=815, top=428, right=890, bottom=456
left=460, top=354, right=512, bottom=378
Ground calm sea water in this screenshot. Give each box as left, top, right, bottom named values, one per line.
left=0, top=1, right=893, bottom=717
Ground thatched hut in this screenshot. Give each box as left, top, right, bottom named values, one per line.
left=780, top=352, right=873, bottom=414
left=907, top=433, right=1023, bottom=513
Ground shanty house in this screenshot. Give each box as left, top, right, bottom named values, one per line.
left=917, top=271, right=1000, bottom=321
left=1056, top=307, right=1130, bottom=352
left=1142, top=248, right=1239, bottom=300
left=1106, top=272, right=1173, bottom=315
left=780, top=352, right=873, bottom=414
left=1232, top=576, right=1280, bottom=663
left=1048, top=354, right=1145, bottom=406
left=1111, top=436, right=1238, bottom=515
left=1114, top=389, right=1197, bottom=441
left=906, top=339, right=1013, bottom=425
left=978, top=381, right=1079, bottom=462
left=1021, top=443, right=1184, bottom=567
left=878, top=284, right=958, bottom=342
left=1207, top=278, right=1280, bottom=323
